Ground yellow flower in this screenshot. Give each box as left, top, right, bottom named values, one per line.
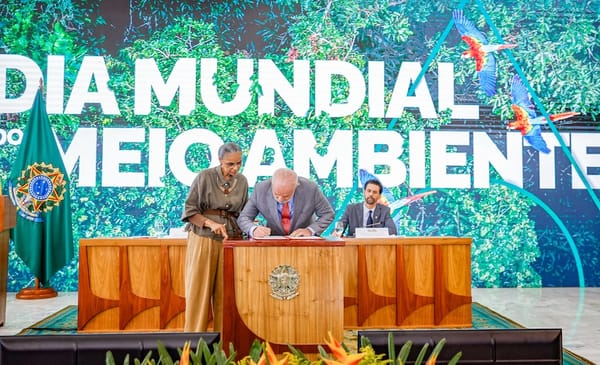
left=180, top=341, right=191, bottom=365
left=324, top=332, right=365, bottom=365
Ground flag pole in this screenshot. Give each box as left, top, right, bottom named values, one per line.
left=16, top=278, right=57, bottom=299
left=14, top=78, right=58, bottom=300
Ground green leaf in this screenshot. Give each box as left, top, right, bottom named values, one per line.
left=105, top=350, right=115, bottom=365
left=387, top=332, right=396, bottom=365
left=397, top=341, right=412, bottom=365
left=413, top=342, right=428, bottom=365
left=448, top=351, right=463, bottom=365
left=156, top=340, right=175, bottom=364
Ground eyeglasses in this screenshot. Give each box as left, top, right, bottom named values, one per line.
left=222, top=161, right=242, bottom=168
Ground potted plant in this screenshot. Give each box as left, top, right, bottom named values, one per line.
left=106, top=332, right=461, bottom=365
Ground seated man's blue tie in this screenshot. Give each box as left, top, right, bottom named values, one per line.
left=367, top=210, right=373, bottom=226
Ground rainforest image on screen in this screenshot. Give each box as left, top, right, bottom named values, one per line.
left=0, top=0, right=598, bottom=292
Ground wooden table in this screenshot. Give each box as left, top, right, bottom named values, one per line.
left=78, top=236, right=472, bottom=332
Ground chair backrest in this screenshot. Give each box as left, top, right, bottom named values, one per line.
left=357, top=328, right=563, bottom=364
left=0, top=332, right=220, bottom=365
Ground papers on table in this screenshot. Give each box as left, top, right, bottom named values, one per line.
left=253, top=235, right=324, bottom=240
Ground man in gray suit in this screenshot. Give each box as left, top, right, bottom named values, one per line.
left=237, top=168, right=335, bottom=238
left=337, top=179, right=397, bottom=237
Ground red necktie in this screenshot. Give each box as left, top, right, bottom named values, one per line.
left=281, top=202, right=291, bottom=234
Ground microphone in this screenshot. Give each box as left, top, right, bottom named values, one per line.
left=365, top=221, right=381, bottom=227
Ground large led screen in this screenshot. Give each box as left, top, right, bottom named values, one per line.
left=0, top=0, right=598, bottom=291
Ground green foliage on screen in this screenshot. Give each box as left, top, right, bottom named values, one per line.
left=1, top=0, right=598, bottom=291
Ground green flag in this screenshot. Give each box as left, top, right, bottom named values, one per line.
left=8, top=88, right=74, bottom=286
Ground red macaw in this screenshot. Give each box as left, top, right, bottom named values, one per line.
left=508, top=74, right=580, bottom=154
left=452, top=9, right=517, bottom=96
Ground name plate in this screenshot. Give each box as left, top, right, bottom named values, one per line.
left=354, top=227, right=389, bottom=238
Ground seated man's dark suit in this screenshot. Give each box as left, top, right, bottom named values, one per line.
left=339, top=203, right=397, bottom=236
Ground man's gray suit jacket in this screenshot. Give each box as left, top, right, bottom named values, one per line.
left=237, top=176, right=335, bottom=236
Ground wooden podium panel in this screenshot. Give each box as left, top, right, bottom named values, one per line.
left=344, top=237, right=472, bottom=328
left=78, top=237, right=186, bottom=331
left=222, top=239, right=344, bottom=355
left=0, top=196, right=17, bottom=327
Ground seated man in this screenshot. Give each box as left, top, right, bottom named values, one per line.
left=337, top=178, right=397, bottom=236
left=237, top=168, right=335, bottom=238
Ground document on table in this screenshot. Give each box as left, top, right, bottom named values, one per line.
left=253, top=235, right=324, bottom=240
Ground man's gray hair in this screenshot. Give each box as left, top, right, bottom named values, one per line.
left=272, top=168, right=298, bottom=185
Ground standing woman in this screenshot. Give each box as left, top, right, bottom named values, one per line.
left=181, top=142, right=248, bottom=332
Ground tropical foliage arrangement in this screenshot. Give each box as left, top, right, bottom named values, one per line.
left=105, top=332, right=461, bottom=365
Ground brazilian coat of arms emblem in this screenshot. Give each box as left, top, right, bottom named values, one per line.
left=268, top=264, right=300, bottom=300
left=9, top=162, right=67, bottom=222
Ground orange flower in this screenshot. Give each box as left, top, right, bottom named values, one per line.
left=425, top=354, right=438, bottom=365
left=180, top=341, right=191, bottom=365
left=257, top=342, right=288, bottom=365
left=324, top=332, right=365, bottom=365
